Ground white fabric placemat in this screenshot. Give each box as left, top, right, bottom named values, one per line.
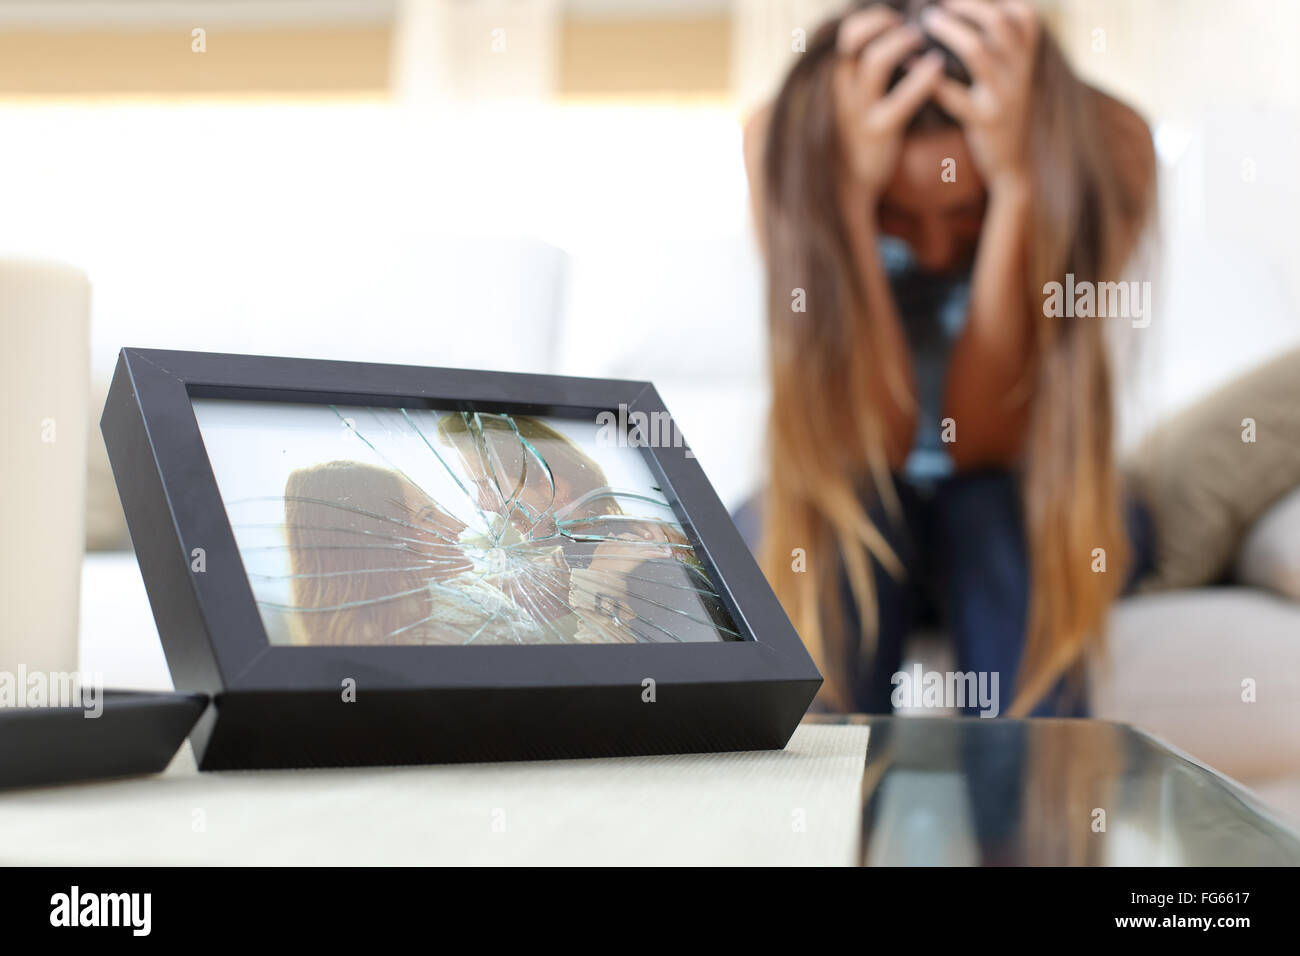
left=0, top=723, right=868, bottom=866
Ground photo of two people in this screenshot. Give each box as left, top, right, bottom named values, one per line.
left=191, top=400, right=740, bottom=648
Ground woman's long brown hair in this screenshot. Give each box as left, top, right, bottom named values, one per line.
left=758, top=0, right=1156, bottom=714
left=285, top=461, right=471, bottom=645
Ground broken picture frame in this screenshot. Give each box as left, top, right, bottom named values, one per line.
left=102, top=348, right=820, bottom=769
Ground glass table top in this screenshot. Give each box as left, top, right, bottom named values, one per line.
left=807, top=715, right=1300, bottom=866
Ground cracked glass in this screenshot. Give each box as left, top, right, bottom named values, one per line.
left=190, top=399, right=741, bottom=647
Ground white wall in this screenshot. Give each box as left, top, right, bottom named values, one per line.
left=3, top=0, right=1295, bottom=511
left=1054, top=0, right=1300, bottom=445
left=0, top=98, right=766, bottom=505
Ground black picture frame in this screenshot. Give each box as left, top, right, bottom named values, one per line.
left=0, top=691, right=207, bottom=790
left=101, top=347, right=820, bottom=769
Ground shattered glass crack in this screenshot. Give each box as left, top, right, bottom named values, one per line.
left=194, top=401, right=741, bottom=647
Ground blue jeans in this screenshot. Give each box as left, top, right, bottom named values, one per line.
left=732, top=470, right=1153, bottom=718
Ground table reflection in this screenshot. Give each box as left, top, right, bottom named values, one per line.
left=808, top=716, right=1300, bottom=866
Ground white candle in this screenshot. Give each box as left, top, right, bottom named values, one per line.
left=0, top=257, right=90, bottom=681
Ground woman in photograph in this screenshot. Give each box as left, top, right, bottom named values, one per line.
left=279, top=419, right=728, bottom=646
left=282, top=459, right=536, bottom=646
left=738, top=0, right=1157, bottom=715
left=434, top=412, right=730, bottom=643
left=434, top=411, right=631, bottom=540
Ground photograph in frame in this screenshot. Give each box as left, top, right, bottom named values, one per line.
left=191, top=399, right=742, bottom=649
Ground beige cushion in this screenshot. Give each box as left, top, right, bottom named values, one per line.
left=1237, top=485, right=1300, bottom=601
left=1092, top=588, right=1300, bottom=781
left=1129, top=348, right=1300, bottom=590
left=1249, top=776, right=1300, bottom=829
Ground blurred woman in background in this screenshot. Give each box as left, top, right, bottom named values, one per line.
left=738, top=0, right=1156, bottom=716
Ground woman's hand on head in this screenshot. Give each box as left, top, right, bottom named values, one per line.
left=834, top=5, right=946, bottom=199
left=923, top=0, right=1040, bottom=193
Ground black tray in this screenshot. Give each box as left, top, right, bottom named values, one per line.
left=0, top=690, right=208, bottom=790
